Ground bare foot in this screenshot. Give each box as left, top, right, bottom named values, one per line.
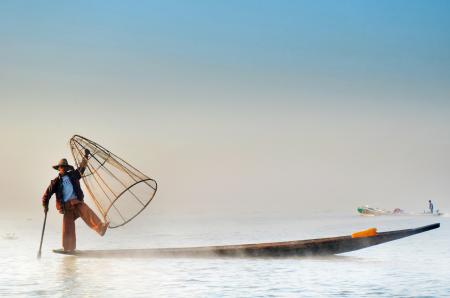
left=100, top=222, right=109, bottom=236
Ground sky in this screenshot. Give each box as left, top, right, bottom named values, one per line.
left=1, top=0, right=450, bottom=220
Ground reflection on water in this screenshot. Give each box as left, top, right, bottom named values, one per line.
left=0, top=214, right=448, bottom=297
left=59, top=257, right=80, bottom=296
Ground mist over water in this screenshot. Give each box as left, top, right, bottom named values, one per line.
left=0, top=212, right=448, bottom=297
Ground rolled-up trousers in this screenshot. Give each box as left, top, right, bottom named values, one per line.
left=63, top=199, right=104, bottom=251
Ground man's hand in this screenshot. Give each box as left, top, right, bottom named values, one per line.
left=79, top=148, right=90, bottom=170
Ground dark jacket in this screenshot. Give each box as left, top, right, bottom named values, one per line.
left=42, top=166, right=86, bottom=213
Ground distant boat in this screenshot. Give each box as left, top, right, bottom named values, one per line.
left=2, top=233, right=18, bottom=240
left=53, top=223, right=440, bottom=258
left=357, top=206, right=443, bottom=216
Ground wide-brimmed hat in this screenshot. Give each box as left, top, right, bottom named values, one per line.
left=52, top=158, right=74, bottom=170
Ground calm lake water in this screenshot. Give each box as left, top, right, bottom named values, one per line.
left=0, top=212, right=448, bottom=297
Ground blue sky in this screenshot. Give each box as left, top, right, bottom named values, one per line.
left=2, top=0, right=450, bottom=107
left=1, top=1, right=450, bottom=217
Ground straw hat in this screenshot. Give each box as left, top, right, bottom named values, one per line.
left=52, top=158, right=74, bottom=170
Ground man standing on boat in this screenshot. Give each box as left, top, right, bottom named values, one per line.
left=42, top=149, right=109, bottom=252
left=428, top=200, right=434, bottom=214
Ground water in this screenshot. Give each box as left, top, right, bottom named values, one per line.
left=0, top=212, right=448, bottom=297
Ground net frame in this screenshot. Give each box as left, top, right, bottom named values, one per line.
left=69, top=135, right=157, bottom=228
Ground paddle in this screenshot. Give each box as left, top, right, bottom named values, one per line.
left=37, top=210, right=48, bottom=259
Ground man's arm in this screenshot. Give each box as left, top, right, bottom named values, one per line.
left=76, top=149, right=90, bottom=177
left=42, top=181, right=55, bottom=212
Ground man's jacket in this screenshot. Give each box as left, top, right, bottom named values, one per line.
left=42, top=166, right=86, bottom=213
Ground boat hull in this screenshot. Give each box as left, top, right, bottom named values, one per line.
left=53, top=223, right=440, bottom=258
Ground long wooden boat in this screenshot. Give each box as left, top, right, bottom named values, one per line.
left=53, top=223, right=439, bottom=258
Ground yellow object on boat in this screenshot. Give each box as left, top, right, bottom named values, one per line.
left=351, top=227, right=377, bottom=238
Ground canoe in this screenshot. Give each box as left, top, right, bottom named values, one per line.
left=357, top=206, right=443, bottom=216
left=53, top=223, right=439, bottom=258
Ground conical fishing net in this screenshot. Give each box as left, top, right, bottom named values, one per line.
left=69, top=135, right=157, bottom=228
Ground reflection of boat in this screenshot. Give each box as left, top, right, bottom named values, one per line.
left=53, top=223, right=440, bottom=258
left=357, top=206, right=443, bottom=216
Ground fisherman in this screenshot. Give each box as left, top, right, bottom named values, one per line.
left=428, top=200, right=434, bottom=214
left=42, top=149, right=109, bottom=252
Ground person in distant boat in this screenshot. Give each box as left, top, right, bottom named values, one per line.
left=393, top=208, right=403, bottom=214
left=428, top=200, right=434, bottom=214
left=42, top=149, right=109, bottom=252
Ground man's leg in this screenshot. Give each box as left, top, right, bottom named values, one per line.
left=62, top=203, right=77, bottom=251
left=75, top=201, right=108, bottom=236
